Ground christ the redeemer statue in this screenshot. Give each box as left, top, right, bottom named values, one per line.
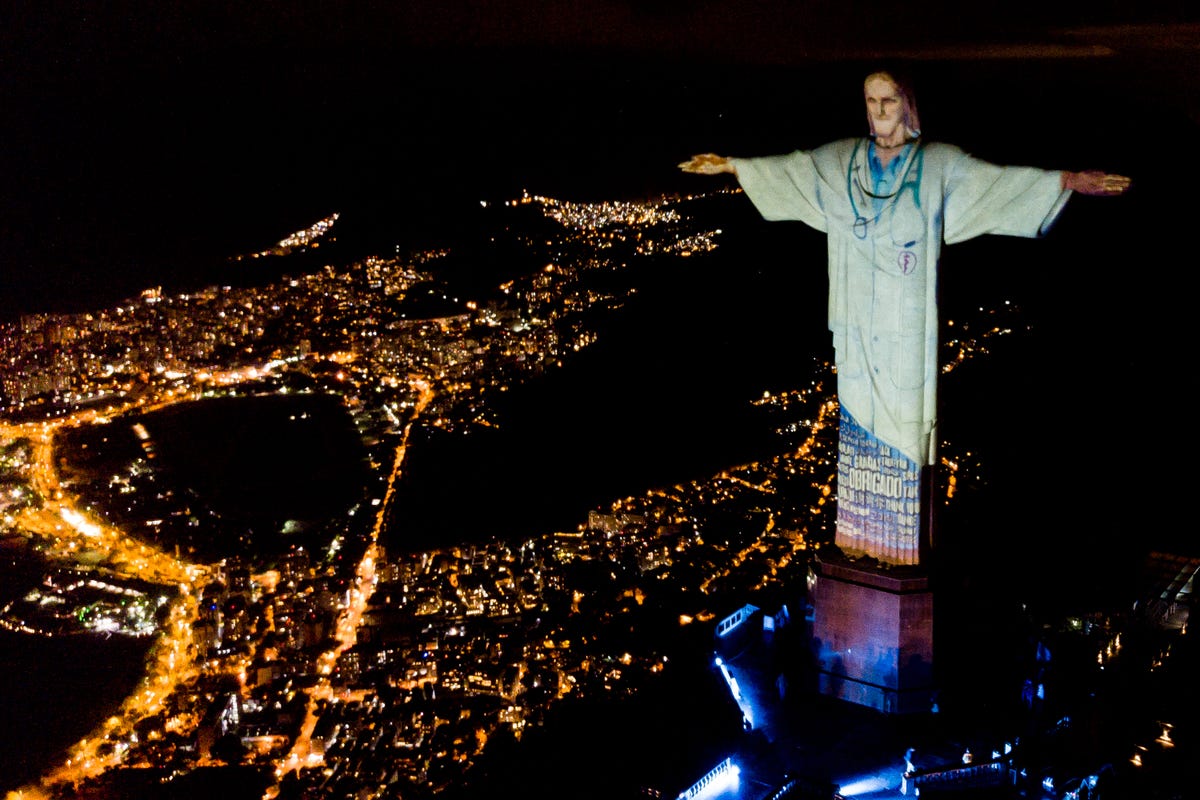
left=681, top=70, right=1129, bottom=566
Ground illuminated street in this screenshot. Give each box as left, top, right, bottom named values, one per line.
left=266, top=380, right=433, bottom=797
left=0, top=413, right=211, bottom=795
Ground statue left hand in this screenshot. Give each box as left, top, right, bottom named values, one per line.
left=1064, top=171, right=1131, bottom=196
left=679, top=153, right=736, bottom=175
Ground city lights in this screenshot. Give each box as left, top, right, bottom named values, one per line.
left=1, top=185, right=1186, bottom=799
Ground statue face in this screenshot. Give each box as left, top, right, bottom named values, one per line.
left=864, top=75, right=906, bottom=143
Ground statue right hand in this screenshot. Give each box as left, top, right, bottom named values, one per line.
left=1063, top=170, right=1131, bottom=196
left=679, top=153, right=734, bottom=175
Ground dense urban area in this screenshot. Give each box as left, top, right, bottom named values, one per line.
left=0, top=190, right=1190, bottom=800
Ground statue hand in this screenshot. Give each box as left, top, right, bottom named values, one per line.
left=679, top=153, right=735, bottom=175
left=1064, top=170, right=1131, bottom=196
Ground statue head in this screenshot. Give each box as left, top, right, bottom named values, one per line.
left=863, top=70, right=921, bottom=146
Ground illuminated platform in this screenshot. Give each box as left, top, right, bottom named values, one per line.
left=811, top=554, right=934, bottom=715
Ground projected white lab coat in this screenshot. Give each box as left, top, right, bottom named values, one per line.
left=733, top=139, right=1070, bottom=466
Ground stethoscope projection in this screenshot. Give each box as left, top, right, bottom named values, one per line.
left=847, top=138, right=926, bottom=249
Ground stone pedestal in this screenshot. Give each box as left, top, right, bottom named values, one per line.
left=811, top=554, right=934, bottom=714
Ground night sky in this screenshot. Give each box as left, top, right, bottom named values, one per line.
left=4, top=2, right=1198, bottom=310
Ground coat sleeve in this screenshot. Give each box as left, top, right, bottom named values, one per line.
left=730, top=151, right=829, bottom=233
left=941, top=148, right=1072, bottom=245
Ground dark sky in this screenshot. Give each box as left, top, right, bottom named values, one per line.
left=5, top=1, right=1199, bottom=72
left=2, top=3, right=1197, bottom=318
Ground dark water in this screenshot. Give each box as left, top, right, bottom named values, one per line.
left=144, top=394, right=370, bottom=521
left=0, top=631, right=151, bottom=793
left=56, top=392, right=372, bottom=561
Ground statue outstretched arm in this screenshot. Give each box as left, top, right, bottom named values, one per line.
left=1062, top=170, right=1131, bottom=196
left=679, top=153, right=737, bottom=176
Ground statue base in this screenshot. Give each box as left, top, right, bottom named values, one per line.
left=811, top=552, right=934, bottom=714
